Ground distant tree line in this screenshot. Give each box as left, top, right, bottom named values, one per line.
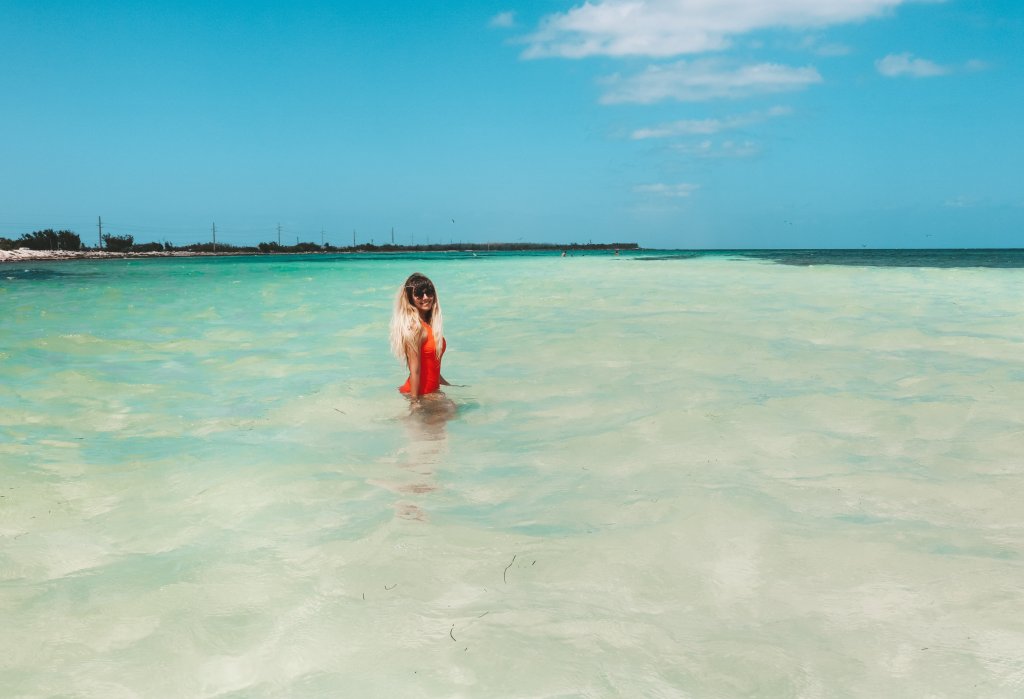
left=1, top=229, right=638, bottom=254
left=1, top=229, right=83, bottom=251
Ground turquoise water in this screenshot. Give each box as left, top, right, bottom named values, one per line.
left=2, top=252, right=1023, bottom=697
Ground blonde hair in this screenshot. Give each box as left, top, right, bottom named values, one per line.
left=389, top=273, right=443, bottom=362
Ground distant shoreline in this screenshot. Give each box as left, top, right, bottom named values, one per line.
left=9, top=246, right=1018, bottom=268
left=0, top=242, right=639, bottom=264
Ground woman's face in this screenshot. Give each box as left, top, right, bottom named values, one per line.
left=409, top=282, right=435, bottom=314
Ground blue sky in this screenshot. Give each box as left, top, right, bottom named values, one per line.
left=1, top=0, right=1021, bottom=248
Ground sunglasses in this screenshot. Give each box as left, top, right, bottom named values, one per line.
left=407, top=283, right=435, bottom=299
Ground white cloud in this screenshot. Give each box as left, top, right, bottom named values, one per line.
left=489, top=11, right=517, bottom=29
left=522, top=0, right=928, bottom=59
left=875, top=52, right=949, bottom=77
left=631, top=105, right=791, bottom=139
left=634, top=182, right=699, bottom=197
left=602, top=60, right=821, bottom=104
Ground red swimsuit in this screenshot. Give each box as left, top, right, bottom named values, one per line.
left=399, top=322, right=446, bottom=395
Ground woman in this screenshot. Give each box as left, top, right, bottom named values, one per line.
left=390, top=273, right=449, bottom=402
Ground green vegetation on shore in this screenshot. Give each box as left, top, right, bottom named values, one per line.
left=1, top=229, right=83, bottom=251
left=1, top=229, right=637, bottom=254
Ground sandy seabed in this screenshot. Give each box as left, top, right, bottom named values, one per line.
left=3, top=252, right=1023, bottom=697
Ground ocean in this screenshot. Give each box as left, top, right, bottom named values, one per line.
left=2, top=250, right=1023, bottom=697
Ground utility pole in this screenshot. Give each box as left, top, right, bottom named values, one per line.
left=277, top=223, right=282, bottom=245
left=391, top=227, right=394, bottom=245
left=212, top=223, right=217, bottom=252
left=97, top=216, right=103, bottom=249
left=352, top=230, right=356, bottom=247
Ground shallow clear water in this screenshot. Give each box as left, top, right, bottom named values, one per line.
left=2, top=252, right=1023, bottom=697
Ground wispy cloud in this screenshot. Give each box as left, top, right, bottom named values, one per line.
left=634, top=182, right=699, bottom=198
left=875, top=52, right=949, bottom=77
left=489, top=11, right=517, bottom=29
left=944, top=195, right=979, bottom=208
left=602, top=60, right=821, bottom=104
left=671, top=139, right=761, bottom=158
left=522, top=0, right=926, bottom=59
left=631, top=105, right=791, bottom=139
left=798, top=35, right=852, bottom=57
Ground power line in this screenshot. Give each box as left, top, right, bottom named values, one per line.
left=4, top=216, right=475, bottom=248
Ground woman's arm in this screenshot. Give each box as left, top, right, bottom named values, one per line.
left=438, top=337, right=450, bottom=386
left=405, top=343, right=421, bottom=400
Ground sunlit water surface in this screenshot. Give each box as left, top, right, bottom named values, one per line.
left=2, top=252, right=1023, bottom=697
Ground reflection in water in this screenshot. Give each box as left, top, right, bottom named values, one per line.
left=373, top=393, right=459, bottom=521
left=407, top=392, right=459, bottom=441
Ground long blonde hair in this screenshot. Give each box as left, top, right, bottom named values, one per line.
left=389, top=273, right=444, bottom=362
